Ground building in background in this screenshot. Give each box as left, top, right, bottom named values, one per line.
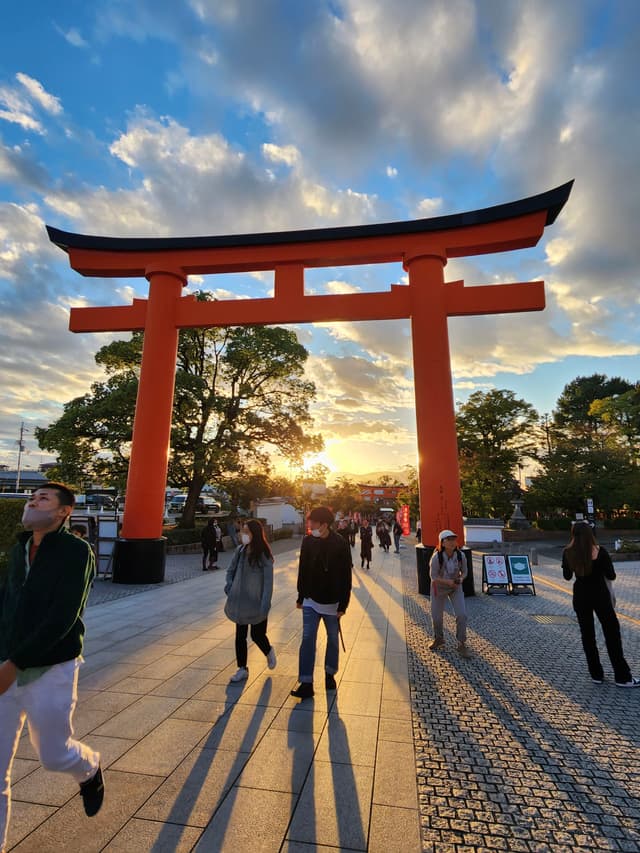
left=357, top=483, right=406, bottom=506
left=252, top=497, right=303, bottom=531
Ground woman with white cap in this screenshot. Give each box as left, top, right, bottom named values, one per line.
left=429, top=529, right=472, bottom=658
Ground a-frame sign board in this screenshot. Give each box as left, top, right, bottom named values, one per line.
left=507, top=554, right=536, bottom=595
left=482, top=554, right=510, bottom=594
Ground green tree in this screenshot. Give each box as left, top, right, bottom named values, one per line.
left=327, top=476, right=361, bottom=515
left=37, top=295, right=322, bottom=527
left=553, top=374, right=633, bottom=439
left=526, top=440, right=635, bottom=518
left=396, top=465, right=419, bottom=524
left=456, top=389, right=538, bottom=518
left=589, top=384, right=640, bottom=461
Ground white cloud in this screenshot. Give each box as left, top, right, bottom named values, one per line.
left=416, top=197, right=442, bottom=216
left=16, top=73, right=63, bottom=116
left=44, top=113, right=381, bottom=238
left=262, top=143, right=299, bottom=166
left=57, top=26, right=89, bottom=49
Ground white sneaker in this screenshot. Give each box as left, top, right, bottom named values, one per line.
left=230, top=667, right=248, bottom=682
left=457, top=643, right=472, bottom=659
left=267, top=647, right=277, bottom=669
left=615, top=676, right=640, bottom=688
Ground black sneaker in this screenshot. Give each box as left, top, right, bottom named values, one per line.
left=290, top=682, right=314, bottom=699
left=80, top=765, right=104, bottom=817
left=325, top=673, right=337, bottom=690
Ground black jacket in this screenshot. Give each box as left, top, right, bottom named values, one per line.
left=0, top=526, right=95, bottom=669
left=296, top=530, right=352, bottom=612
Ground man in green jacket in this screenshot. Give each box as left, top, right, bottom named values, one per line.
left=0, top=483, right=104, bottom=851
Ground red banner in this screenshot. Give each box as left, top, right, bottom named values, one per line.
left=398, top=505, right=410, bottom=536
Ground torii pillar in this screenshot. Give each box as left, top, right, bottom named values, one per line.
left=47, top=181, right=573, bottom=583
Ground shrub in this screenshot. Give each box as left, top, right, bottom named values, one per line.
left=603, top=517, right=640, bottom=530
left=619, top=539, right=640, bottom=552
left=0, top=500, right=25, bottom=581
left=533, top=518, right=572, bottom=531
left=162, top=526, right=202, bottom=546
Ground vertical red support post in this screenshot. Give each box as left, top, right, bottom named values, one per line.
left=114, top=268, right=185, bottom=583
left=407, top=253, right=464, bottom=548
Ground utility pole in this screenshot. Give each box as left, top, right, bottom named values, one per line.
left=16, top=421, right=28, bottom=492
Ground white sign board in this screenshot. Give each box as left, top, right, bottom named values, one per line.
left=483, top=554, right=509, bottom=584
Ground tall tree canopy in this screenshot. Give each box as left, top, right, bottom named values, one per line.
left=456, top=389, right=538, bottom=518
left=553, top=374, right=633, bottom=438
left=37, top=295, right=322, bottom=526
left=528, top=375, right=639, bottom=517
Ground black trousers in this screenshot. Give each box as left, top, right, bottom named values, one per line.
left=235, top=619, right=271, bottom=668
left=202, top=545, right=217, bottom=567
left=573, top=586, right=631, bottom=683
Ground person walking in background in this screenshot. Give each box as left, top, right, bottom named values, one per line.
left=224, top=519, right=276, bottom=683
left=359, top=518, right=373, bottom=569
left=227, top=517, right=239, bottom=548
left=291, top=507, right=352, bottom=700
left=392, top=519, right=403, bottom=553
left=348, top=518, right=357, bottom=547
left=0, top=484, right=104, bottom=852
left=415, top=519, right=422, bottom=543
left=562, top=521, right=639, bottom=687
left=70, top=524, right=88, bottom=540
left=201, top=518, right=219, bottom=571
left=214, top=519, right=224, bottom=553
left=429, top=529, right=472, bottom=659
left=337, top=518, right=351, bottom=546
left=377, top=520, right=391, bottom=553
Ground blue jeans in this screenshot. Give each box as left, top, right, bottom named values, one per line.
left=299, top=606, right=339, bottom=683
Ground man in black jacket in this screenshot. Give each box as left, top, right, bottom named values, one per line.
left=291, top=506, right=352, bottom=700
left=0, top=484, right=104, bottom=850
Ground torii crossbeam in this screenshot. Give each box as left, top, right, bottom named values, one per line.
left=48, top=181, right=572, bottom=583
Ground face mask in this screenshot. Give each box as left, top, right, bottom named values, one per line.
left=241, top=533, right=251, bottom=545
left=22, top=506, right=59, bottom=530
left=310, top=528, right=322, bottom=538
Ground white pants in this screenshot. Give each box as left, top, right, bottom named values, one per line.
left=0, top=659, right=100, bottom=851
left=430, top=582, right=467, bottom=644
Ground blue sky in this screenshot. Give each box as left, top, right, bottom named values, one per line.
left=1, top=0, right=638, bottom=477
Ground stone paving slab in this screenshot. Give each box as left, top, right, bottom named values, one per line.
left=4, top=538, right=638, bottom=851
left=404, top=549, right=640, bottom=852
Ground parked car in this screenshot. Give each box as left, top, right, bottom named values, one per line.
left=168, top=494, right=220, bottom=514
left=82, top=493, right=116, bottom=510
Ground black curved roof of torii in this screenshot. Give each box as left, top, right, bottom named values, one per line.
left=47, top=180, right=573, bottom=254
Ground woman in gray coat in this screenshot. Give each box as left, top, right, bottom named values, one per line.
left=224, top=519, right=276, bottom=682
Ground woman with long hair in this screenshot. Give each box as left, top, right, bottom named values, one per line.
left=562, top=521, right=638, bottom=687
left=224, top=519, right=276, bottom=682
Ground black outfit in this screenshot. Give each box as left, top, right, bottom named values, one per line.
left=348, top=521, right=356, bottom=547
left=392, top=521, right=403, bottom=552
left=359, top=525, right=373, bottom=568
left=377, top=523, right=391, bottom=552
left=337, top=525, right=351, bottom=546
left=1, top=527, right=95, bottom=669
left=201, top=525, right=218, bottom=570
left=296, top=531, right=352, bottom=613
left=562, top=546, right=631, bottom=683
left=235, top=620, right=270, bottom=667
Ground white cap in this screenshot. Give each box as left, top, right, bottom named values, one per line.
left=438, top=529, right=457, bottom=541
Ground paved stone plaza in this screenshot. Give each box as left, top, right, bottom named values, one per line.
left=4, top=537, right=639, bottom=851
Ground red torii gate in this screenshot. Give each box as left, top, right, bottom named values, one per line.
left=47, top=181, right=572, bottom=583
